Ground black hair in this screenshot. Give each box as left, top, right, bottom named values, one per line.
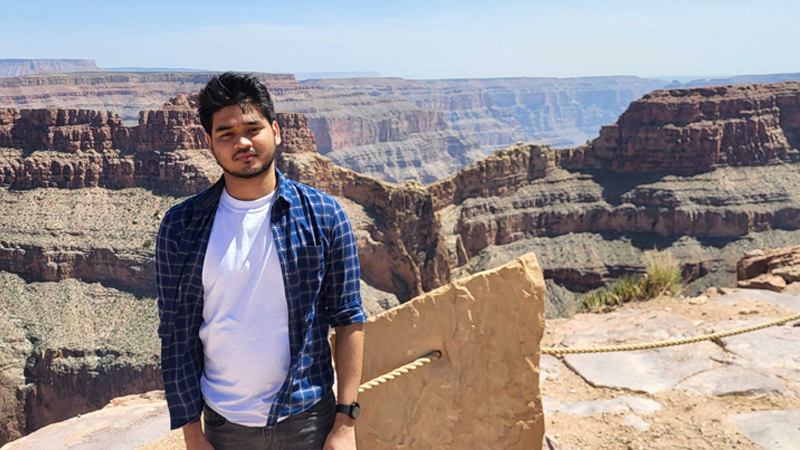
left=197, top=72, right=276, bottom=135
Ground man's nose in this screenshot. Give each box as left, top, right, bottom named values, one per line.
left=234, top=135, right=252, bottom=150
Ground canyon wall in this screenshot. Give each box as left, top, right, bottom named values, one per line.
left=0, top=59, right=102, bottom=78
left=585, top=82, right=800, bottom=173
left=4, top=71, right=799, bottom=184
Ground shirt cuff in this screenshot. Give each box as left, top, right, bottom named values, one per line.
left=327, top=300, right=368, bottom=328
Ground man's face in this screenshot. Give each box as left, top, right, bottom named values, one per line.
left=205, top=104, right=281, bottom=179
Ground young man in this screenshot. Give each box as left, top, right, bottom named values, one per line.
left=155, top=72, right=365, bottom=450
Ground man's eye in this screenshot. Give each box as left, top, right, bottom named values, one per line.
left=221, top=133, right=232, bottom=137
left=249, top=128, right=262, bottom=133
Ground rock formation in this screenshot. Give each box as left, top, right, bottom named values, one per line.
left=0, top=273, right=161, bottom=446
left=0, top=59, right=102, bottom=78
left=582, top=82, right=800, bottom=173
left=737, top=245, right=800, bottom=292
left=0, top=95, right=444, bottom=304
left=0, top=72, right=666, bottom=183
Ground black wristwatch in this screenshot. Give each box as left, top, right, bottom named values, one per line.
left=336, top=402, right=361, bottom=419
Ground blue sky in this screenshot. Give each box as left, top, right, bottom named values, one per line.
left=2, top=0, right=798, bottom=79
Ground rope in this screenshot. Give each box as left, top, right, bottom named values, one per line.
left=542, top=313, right=800, bottom=355
left=359, top=350, right=442, bottom=392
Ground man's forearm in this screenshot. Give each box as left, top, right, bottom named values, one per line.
left=333, top=323, right=364, bottom=405
left=181, top=420, right=208, bottom=449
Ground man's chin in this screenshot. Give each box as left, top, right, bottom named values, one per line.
left=217, top=160, right=274, bottom=179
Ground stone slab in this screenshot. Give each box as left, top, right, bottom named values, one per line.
left=714, top=320, right=800, bottom=372
left=730, top=409, right=800, bottom=450
left=712, top=289, right=800, bottom=312
left=559, top=310, right=723, bottom=393
left=624, top=414, right=650, bottom=432
left=0, top=395, right=170, bottom=450
left=356, top=253, right=547, bottom=450
left=675, top=365, right=791, bottom=397
left=540, top=355, right=562, bottom=381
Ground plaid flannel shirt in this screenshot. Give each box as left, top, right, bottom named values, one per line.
left=155, top=168, right=366, bottom=430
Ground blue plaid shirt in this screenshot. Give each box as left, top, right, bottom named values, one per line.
left=155, top=168, right=366, bottom=430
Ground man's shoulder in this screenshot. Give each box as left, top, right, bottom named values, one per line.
left=159, top=185, right=215, bottom=231
left=285, top=178, right=345, bottom=216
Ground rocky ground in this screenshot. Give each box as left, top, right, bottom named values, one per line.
left=3, top=285, right=798, bottom=450
left=542, top=286, right=800, bottom=450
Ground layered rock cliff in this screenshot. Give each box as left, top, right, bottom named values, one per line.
left=430, top=81, right=800, bottom=315
left=5, top=71, right=799, bottom=184
left=0, top=72, right=668, bottom=183
left=0, top=59, right=102, bottom=78
left=582, top=82, right=800, bottom=173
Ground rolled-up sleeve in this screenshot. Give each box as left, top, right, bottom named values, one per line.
left=323, top=202, right=367, bottom=328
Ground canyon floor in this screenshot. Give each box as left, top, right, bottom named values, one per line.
left=3, top=285, right=799, bottom=450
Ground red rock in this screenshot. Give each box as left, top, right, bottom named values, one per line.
left=738, top=274, right=787, bottom=292
left=584, top=82, right=800, bottom=174
left=736, top=245, right=800, bottom=281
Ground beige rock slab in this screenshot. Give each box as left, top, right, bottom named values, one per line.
left=558, top=310, right=724, bottom=394
left=0, top=392, right=171, bottom=450
left=355, top=253, right=546, bottom=450
left=738, top=274, right=787, bottom=292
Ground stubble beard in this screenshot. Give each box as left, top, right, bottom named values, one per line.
left=213, top=146, right=276, bottom=179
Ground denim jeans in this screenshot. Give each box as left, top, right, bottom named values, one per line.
left=203, top=390, right=336, bottom=450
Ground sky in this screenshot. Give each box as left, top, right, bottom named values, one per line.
left=1, top=0, right=799, bottom=80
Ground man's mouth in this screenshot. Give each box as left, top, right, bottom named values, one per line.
left=235, top=152, right=256, bottom=161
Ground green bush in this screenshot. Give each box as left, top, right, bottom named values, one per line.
left=641, top=248, right=682, bottom=298
left=580, top=249, right=682, bottom=311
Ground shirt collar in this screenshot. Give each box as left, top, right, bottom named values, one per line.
left=194, top=167, right=295, bottom=211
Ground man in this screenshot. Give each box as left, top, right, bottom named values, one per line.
left=155, top=72, right=365, bottom=450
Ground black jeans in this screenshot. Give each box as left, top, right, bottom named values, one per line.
left=203, top=391, right=336, bottom=450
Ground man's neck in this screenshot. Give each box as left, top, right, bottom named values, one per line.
left=222, top=167, right=278, bottom=201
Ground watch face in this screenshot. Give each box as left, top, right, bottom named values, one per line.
left=351, top=403, right=361, bottom=419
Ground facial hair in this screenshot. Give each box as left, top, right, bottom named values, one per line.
left=211, top=144, right=276, bottom=179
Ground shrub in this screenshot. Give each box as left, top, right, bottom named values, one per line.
left=641, top=248, right=682, bottom=298
left=580, top=248, right=683, bottom=311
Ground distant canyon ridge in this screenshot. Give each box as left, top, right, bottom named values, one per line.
left=3, top=60, right=799, bottom=183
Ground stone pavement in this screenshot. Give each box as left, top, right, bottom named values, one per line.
left=543, top=288, right=800, bottom=450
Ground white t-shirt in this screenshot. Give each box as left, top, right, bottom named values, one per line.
left=200, top=186, right=291, bottom=426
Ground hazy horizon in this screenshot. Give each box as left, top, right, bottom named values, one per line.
left=2, top=0, right=798, bottom=80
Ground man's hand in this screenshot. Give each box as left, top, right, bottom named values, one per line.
left=323, top=414, right=357, bottom=450
left=183, top=420, right=215, bottom=450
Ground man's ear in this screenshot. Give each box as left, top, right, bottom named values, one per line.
left=272, top=121, right=282, bottom=147
left=205, top=133, right=215, bottom=156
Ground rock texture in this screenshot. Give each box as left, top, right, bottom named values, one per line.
left=729, top=409, right=800, bottom=450
left=0, top=391, right=172, bottom=450
left=557, top=310, right=724, bottom=393
left=0, top=60, right=102, bottom=78
left=580, top=82, right=800, bottom=174
left=0, top=273, right=161, bottom=447
left=356, top=252, right=546, bottom=449
left=4, top=82, right=800, bottom=316
left=543, top=287, right=800, bottom=450
left=737, top=245, right=800, bottom=292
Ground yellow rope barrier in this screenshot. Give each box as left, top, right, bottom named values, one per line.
left=359, top=350, right=442, bottom=392
left=542, top=313, right=800, bottom=355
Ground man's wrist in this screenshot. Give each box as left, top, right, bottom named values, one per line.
left=333, top=412, right=357, bottom=427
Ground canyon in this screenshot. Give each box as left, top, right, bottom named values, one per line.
left=1, top=80, right=800, bottom=445
left=8, top=71, right=798, bottom=184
